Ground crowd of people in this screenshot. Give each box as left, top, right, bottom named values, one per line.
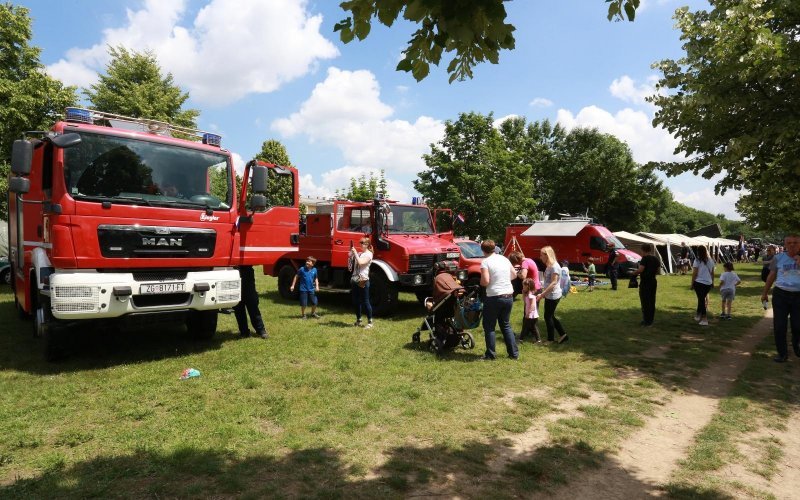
left=235, top=232, right=799, bottom=366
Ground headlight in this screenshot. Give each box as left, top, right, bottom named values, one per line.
left=457, top=270, right=468, bottom=280
left=413, top=275, right=424, bottom=285
left=625, top=254, right=638, bottom=262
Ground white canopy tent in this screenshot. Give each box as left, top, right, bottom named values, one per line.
left=613, top=231, right=669, bottom=273
left=637, top=232, right=710, bottom=274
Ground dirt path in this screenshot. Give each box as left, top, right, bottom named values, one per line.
left=549, top=312, right=774, bottom=499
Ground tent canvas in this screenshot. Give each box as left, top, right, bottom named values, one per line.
left=614, top=231, right=668, bottom=273
left=520, top=220, right=588, bottom=237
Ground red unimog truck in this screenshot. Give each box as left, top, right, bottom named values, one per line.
left=7, top=108, right=299, bottom=359
left=269, top=196, right=466, bottom=316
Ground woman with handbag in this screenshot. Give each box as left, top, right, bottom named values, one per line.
left=350, top=237, right=374, bottom=328
left=633, top=243, right=660, bottom=327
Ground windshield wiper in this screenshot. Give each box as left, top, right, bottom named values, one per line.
left=73, top=194, right=151, bottom=206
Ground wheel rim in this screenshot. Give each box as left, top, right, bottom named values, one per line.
left=35, top=306, right=47, bottom=338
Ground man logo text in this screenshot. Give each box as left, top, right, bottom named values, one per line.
left=142, top=238, right=183, bottom=247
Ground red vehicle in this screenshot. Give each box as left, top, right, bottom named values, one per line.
left=454, top=238, right=485, bottom=288
left=504, top=218, right=641, bottom=276
left=7, top=108, right=299, bottom=359
left=270, top=197, right=465, bottom=315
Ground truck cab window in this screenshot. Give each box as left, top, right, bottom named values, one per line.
left=590, top=236, right=608, bottom=251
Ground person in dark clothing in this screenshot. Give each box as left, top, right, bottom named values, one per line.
left=634, top=243, right=660, bottom=326
left=234, top=265, right=268, bottom=339
left=606, top=243, right=619, bottom=290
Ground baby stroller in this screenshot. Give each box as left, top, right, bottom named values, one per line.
left=412, top=285, right=482, bottom=355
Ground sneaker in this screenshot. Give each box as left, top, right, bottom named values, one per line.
left=354, top=320, right=362, bottom=327
left=694, top=314, right=701, bottom=322
left=311, top=313, right=321, bottom=319
left=257, top=330, right=269, bottom=339
left=239, top=330, right=251, bottom=338
left=558, top=334, right=569, bottom=344
left=300, top=314, right=307, bottom=320
left=364, top=322, right=374, bottom=329
left=773, top=355, right=788, bottom=363
left=699, top=319, right=709, bottom=326
left=478, top=355, right=496, bottom=361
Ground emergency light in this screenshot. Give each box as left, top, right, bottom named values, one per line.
left=65, top=107, right=93, bottom=124
left=202, top=133, right=222, bottom=147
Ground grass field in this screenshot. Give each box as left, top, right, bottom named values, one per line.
left=0, top=264, right=776, bottom=498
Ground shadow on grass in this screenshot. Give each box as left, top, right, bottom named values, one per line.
left=0, top=301, right=238, bottom=375
left=0, top=439, right=726, bottom=499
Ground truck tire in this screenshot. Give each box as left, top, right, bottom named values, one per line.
left=277, top=265, right=299, bottom=301
left=187, top=310, right=218, bottom=340
left=36, top=295, right=66, bottom=361
left=0, top=268, right=9, bottom=285
left=369, top=270, right=398, bottom=317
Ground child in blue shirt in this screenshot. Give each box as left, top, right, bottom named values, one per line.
left=290, top=256, right=320, bottom=319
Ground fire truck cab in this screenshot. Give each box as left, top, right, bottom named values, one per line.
left=270, top=197, right=465, bottom=316
left=7, top=108, right=299, bottom=359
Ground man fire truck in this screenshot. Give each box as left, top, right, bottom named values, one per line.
left=269, top=196, right=466, bottom=316
left=7, top=108, right=299, bottom=360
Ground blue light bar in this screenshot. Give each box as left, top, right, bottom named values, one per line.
left=65, top=108, right=93, bottom=124
left=202, top=133, right=222, bottom=147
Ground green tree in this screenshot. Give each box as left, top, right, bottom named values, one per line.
left=339, top=170, right=388, bottom=201
left=650, top=0, right=800, bottom=231
left=414, top=112, right=536, bottom=241
left=255, top=139, right=294, bottom=207
left=85, top=46, right=199, bottom=132
left=335, top=0, right=640, bottom=82
left=0, top=3, right=78, bottom=220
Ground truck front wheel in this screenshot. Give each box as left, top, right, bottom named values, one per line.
left=35, top=295, right=66, bottom=361
left=187, top=310, right=218, bottom=340
left=369, top=271, right=398, bottom=317
left=277, top=265, right=299, bottom=301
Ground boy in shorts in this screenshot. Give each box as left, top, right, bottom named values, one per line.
left=719, top=262, right=741, bottom=320
left=290, top=256, right=320, bottom=319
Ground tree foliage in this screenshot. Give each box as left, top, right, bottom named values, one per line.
left=85, top=46, right=199, bottom=131
left=255, top=139, right=294, bottom=207
left=335, top=0, right=640, bottom=82
left=414, top=112, right=537, bottom=241
left=650, top=0, right=800, bottom=232
left=0, top=3, right=78, bottom=220
left=337, top=170, right=388, bottom=202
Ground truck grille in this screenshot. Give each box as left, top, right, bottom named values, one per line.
left=98, top=225, right=216, bottom=259
left=132, top=293, right=192, bottom=308
left=409, top=254, right=435, bottom=271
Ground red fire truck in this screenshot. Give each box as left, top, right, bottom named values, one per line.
left=7, top=108, right=299, bottom=359
left=269, top=197, right=465, bottom=316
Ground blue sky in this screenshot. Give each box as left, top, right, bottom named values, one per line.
left=18, top=0, right=741, bottom=219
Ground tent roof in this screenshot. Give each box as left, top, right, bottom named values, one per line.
left=613, top=231, right=663, bottom=245
left=637, top=232, right=707, bottom=246
left=520, top=220, right=587, bottom=237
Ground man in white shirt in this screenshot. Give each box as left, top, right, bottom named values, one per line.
left=479, top=240, right=519, bottom=360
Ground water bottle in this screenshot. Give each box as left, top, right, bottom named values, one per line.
left=762, top=299, right=769, bottom=310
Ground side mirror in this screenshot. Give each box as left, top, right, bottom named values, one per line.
left=51, top=132, right=82, bottom=149
left=251, top=166, right=268, bottom=194
left=250, top=194, right=267, bottom=212
left=9, top=177, right=30, bottom=194
left=11, top=140, right=33, bottom=175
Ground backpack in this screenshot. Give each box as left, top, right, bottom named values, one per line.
left=559, top=267, right=571, bottom=297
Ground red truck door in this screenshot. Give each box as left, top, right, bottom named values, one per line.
left=233, top=161, right=300, bottom=266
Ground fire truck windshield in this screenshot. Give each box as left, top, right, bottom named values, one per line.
left=387, top=206, right=434, bottom=234
left=64, top=132, right=232, bottom=209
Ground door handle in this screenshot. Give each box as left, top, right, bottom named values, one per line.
left=334, top=239, right=343, bottom=245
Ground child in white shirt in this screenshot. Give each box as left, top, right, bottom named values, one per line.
left=719, top=262, right=741, bottom=320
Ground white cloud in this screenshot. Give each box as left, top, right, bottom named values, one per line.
left=556, top=105, right=683, bottom=164
left=492, top=114, right=519, bottom=128
left=672, top=187, right=743, bottom=220
left=231, top=152, right=246, bottom=175
left=529, top=97, right=553, bottom=108
left=299, top=167, right=413, bottom=202
left=46, top=0, right=338, bottom=106
left=272, top=67, right=444, bottom=176
left=609, top=75, right=658, bottom=106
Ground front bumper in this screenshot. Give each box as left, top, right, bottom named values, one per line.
left=48, top=269, right=241, bottom=320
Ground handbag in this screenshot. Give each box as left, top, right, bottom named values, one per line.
left=628, top=275, right=639, bottom=289
left=351, top=275, right=368, bottom=288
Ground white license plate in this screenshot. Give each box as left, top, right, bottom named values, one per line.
left=140, top=282, right=186, bottom=294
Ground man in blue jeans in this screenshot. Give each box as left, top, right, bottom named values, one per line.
left=479, top=239, right=518, bottom=360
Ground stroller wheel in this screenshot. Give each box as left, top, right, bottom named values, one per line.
left=429, top=338, right=441, bottom=355
left=412, top=330, right=421, bottom=343
left=461, top=332, right=475, bottom=350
